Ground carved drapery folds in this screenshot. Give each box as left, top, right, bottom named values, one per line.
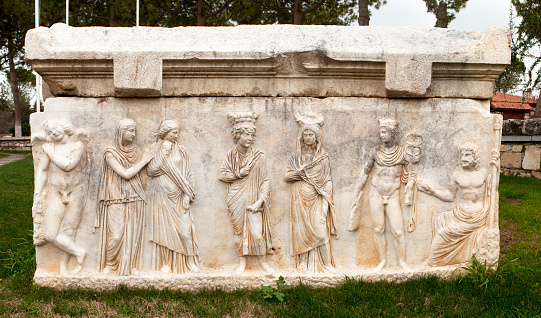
left=148, top=120, right=200, bottom=274
left=26, top=26, right=506, bottom=289
left=284, top=112, right=337, bottom=273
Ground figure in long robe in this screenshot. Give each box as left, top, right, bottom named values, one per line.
left=148, top=120, right=199, bottom=274
left=284, top=112, right=337, bottom=273
left=417, top=142, right=500, bottom=266
left=219, top=112, right=274, bottom=275
left=95, top=118, right=152, bottom=276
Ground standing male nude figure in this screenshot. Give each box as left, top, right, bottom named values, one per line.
left=33, top=120, right=87, bottom=275
left=349, top=118, right=414, bottom=272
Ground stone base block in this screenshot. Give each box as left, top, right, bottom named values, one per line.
left=34, top=266, right=461, bottom=291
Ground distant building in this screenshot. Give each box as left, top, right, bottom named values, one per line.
left=491, top=91, right=537, bottom=120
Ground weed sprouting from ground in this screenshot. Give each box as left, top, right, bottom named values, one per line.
left=454, top=255, right=518, bottom=289
left=256, top=276, right=292, bottom=302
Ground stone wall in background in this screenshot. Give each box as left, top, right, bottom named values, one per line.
left=0, top=137, right=31, bottom=151
left=500, top=119, right=541, bottom=178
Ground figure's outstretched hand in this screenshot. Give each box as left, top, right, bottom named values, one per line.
left=141, top=149, right=154, bottom=164
left=416, top=177, right=434, bottom=194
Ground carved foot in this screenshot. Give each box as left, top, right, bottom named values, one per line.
left=373, top=260, right=386, bottom=272
left=399, top=260, right=412, bottom=272
left=160, top=266, right=172, bottom=274
left=190, top=266, right=200, bottom=273
left=235, top=258, right=246, bottom=274
left=131, top=268, right=140, bottom=276
left=260, top=262, right=276, bottom=277
left=297, top=264, right=307, bottom=272
left=71, top=264, right=83, bottom=275
left=102, top=266, right=112, bottom=275
left=76, top=249, right=86, bottom=266
left=59, top=265, right=68, bottom=276
left=325, top=266, right=337, bottom=274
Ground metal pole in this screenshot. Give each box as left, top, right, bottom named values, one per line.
left=66, top=0, right=69, bottom=25
left=35, top=0, right=41, bottom=112
left=136, top=0, right=140, bottom=26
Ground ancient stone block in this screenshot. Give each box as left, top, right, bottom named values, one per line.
left=522, top=146, right=541, bottom=170
left=512, top=145, right=523, bottom=152
left=501, top=152, right=522, bottom=168
left=25, top=25, right=507, bottom=290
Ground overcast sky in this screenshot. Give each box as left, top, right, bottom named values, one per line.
left=368, top=0, right=512, bottom=32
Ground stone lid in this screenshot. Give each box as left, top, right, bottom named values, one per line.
left=25, top=23, right=510, bottom=98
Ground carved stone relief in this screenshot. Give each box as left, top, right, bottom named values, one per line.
left=219, top=112, right=274, bottom=275
left=348, top=118, right=420, bottom=272
left=147, top=120, right=200, bottom=273
left=32, top=120, right=89, bottom=275
left=417, top=140, right=501, bottom=266
left=94, top=119, right=152, bottom=276
left=284, top=112, right=337, bottom=273
left=25, top=25, right=507, bottom=290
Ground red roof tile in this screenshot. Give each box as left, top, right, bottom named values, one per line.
left=492, top=91, right=537, bottom=111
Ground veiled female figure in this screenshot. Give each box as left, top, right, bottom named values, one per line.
left=284, top=114, right=336, bottom=273
left=96, top=118, right=152, bottom=276
left=147, top=120, right=199, bottom=274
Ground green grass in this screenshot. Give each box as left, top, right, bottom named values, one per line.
left=0, top=159, right=540, bottom=317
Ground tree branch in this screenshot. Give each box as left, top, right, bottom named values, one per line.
left=301, top=0, right=326, bottom=14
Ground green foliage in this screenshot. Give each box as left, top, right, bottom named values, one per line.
left=1, top=231, right=35, bottom=278
left=454, top=255, right=518, bottom=289
left=512, top=0, right=541, bottom=90
left=8, top=123, right=30, bottom=136
left=256, top=276, right=292, bottom=302
left=495, top=53, right=526, bottom=93
left=423, top=0, right=470, bottom=28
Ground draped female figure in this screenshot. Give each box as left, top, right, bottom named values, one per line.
left=96, top=118, right=152, bottom=276
left=147, top=120, right=199, bottom=274
left=284, top=114, right=336, bottom=273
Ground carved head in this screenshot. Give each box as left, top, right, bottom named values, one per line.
left=459, top=142, right=481, bottom=170
left=228, top=112, right=258, bottom=144
left=43, top=120, right=74, bottom=142
left=295, top=112, right=324, bottom=148
left=157, top=120, right=180, bottom=142
left=117, top=118, right=136, bottom=145
left=378, top=118, right=398, bottom=143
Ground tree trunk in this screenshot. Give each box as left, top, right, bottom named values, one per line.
left=293, top=0, right=303, bottom=25
left=110, top=1, right=119, bottom=27
left=358, top=0, right=370, bottom=26
left=197, top=0, right=205, bottom=26
left=534, top=94, right=541, bottom=117
left=435, top=1, right=448, bottom=28
left=7, top=36, right=21, bottom=137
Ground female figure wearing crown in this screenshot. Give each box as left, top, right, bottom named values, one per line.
left=284, top=112, right=336, bottom=273
left=219, top=112, right=274, bottom=275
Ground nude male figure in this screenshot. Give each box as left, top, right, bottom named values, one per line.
left=417, top=142, right=499, bottom=266
left=33, top=120, right=87, bottom=275
left=349, top=118, right=414, bottom=272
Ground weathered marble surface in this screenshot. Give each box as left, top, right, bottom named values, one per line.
left=25, top=25, right=508, bottom=290
left=26, top=24, right=508, bottom=99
